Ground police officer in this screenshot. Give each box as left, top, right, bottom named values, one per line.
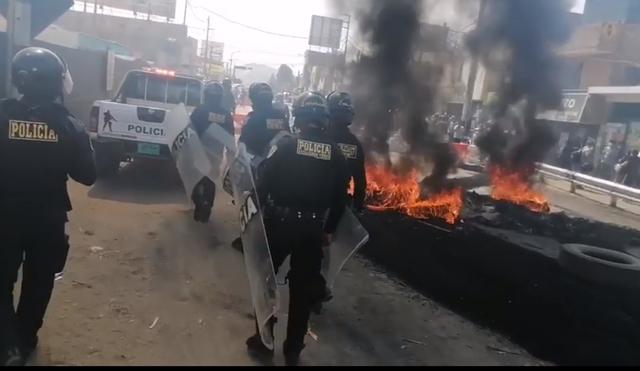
left=239, top=83, right=289, bottom=158
left=327, top=91, right=367, bottom=212
left=0, top=47, right=97, bottom=366
left=189, top=81, right=235, bottom=223
left=222, top=78, right=236, bottom=115
left=273, top=92, right=291, bottom=126
left=245, top=92, right=349, bottom=365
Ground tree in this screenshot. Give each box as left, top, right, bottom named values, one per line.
left=275, top=64, right=296, bottom=93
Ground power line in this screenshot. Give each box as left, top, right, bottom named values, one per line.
left=188, top=2, right=307, bottom=40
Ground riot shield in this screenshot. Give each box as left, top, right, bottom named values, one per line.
left=200, top=122, right=237, bottom=180
left=229, top=144, right=279, bottom=350
left=322, top=209, right=370, bottom=289
left=166, top=105, right=216, bottom=216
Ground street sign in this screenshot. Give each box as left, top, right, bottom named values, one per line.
left=309, top=15, right=343, bottom=50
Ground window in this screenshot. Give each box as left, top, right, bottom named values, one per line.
left=146, top=76, right=167, bottom=103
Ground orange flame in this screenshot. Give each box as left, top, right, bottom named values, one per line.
left=490, top=166, right=550, bottom=213
left=365, top=165, right=463, bottom=224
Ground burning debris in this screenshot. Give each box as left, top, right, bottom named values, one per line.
left=490, top=166, right=550, bottom=213
left=366, top=165, right=463, bottom=224
left=338, top=0, right=458, bottom=198
left=467, top=0, right=574, bottom=192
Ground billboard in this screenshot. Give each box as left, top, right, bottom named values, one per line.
left=96, top=0, right=176, bottom=19
left=309, top=15, right=343, bottom=50
left=202, top=41, right=225, bottom=63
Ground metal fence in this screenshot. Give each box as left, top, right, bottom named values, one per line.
left=538, top=163, right=640, bottom=208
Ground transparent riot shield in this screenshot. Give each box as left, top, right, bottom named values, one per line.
left=200, top=122, right=237, bottom=180
left=229, top=145, right=279, bottom=350
left=166, top=105, right=216, bottom=205
left=322, top=209, right=370, bottom=289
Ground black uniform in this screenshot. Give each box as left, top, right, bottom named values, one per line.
left=0, top=99, right=96, bottom=361
left=332, top=125, right=367, bottom=211
left=239, top=108, right=289, bottom=157
left=258, top=130, right=349, bottom=360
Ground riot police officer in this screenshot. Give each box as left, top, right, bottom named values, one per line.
left=222, top=78, right=237, bottom=115
left=273, top=92, right=291, bottom=126
left=239, top=83, right=289, bottom=157
left=0, top=47, right=97, bottom=366
left=245, top=92, right=349, bottom=365
left=327, top=91, right=367, bottom=213
left=189, top=82, right=235, bottom=223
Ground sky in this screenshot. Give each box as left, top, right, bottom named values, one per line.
left=177, top=0, right=330, bottom=73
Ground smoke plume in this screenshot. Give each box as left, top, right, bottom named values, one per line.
left=467, top=0, right=573, bottom=171
left=339, top=0, right=458, bottom=192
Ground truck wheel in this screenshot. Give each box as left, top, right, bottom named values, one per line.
left=95, top=146, right=121, bottom=178
left=559, top=244, right=640, bottom=288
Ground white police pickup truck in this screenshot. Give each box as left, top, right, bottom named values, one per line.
left=88, top=68, right=203, bottom=177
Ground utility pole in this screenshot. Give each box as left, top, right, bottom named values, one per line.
left=203, top=16, right=211, bottom=79
left=461, top=0, right=487, bottom=127
left=183, top=0, right=189, bottom=25
left=93, top=0, right=98, bottom=14
left=83, top=0, right=88, bottom=12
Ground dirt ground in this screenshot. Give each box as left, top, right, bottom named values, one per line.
left=27, top=161, right=542, bottom=366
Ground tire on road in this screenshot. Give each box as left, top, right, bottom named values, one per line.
left=559, top=244, right=640, bottom=288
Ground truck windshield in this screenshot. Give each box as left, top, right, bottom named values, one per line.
left=119, top=72, right=202, bottom=107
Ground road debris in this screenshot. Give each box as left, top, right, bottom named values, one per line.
left=402, top=338, right=428, bottom=347
left=487, top=345, right=522, bottom=356
left=89, top=246, right=104, bottom=253
left=72, top=280, right=93, bottom=289
left=149, top=317, right=160, bottom=329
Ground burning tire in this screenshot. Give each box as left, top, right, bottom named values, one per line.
left=559, top=244, right=640, bottom=288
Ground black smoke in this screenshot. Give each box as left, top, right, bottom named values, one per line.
left=341, top=0, right=458, bottom=192
left=467, top=0, right=573, bottom=172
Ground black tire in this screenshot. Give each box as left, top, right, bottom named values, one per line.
left=95, top=145, right=121, bottom=178
left=559, top=244, right=640, bottom=288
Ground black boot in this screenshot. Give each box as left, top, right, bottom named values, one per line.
left=283, top=341, right=304, bottom=366
left=2, top=347, right=25, bottom=367
left=245, top=334, right=274, bottom=361
left=20, top=335, right=38, bottom=362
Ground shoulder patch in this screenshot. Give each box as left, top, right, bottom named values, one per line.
left=296, top=139, right=332, bottom=161
left=208, top=112, right=227, bottom=124
left=338, top=143, right=358, bottom=159
left=8, top=120, right=58, bottom=142
left=266, top=118, right=285, bottom=130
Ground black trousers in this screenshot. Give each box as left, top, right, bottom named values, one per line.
left=0, top=214, right=68, bottom=353
left=265, top=216, right=326, bottom=354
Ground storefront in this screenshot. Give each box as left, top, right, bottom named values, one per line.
left=588, top=86, right=640, bottom=163
left=537, top=91, right=607, bottom=167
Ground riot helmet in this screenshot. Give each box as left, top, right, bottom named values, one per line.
left=327, top=91, right=355, bottom=126
left=249, top=82, right=274, bottom=111
left=293, top=91, right=329, bottom=132
left=11, top=47, right=68, bottom=102
left=223, top=78, right=233, bottom=91
left=204, top=81, right=224, bottom=107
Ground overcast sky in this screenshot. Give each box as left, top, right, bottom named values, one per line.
left=177, top=0, right=330, bottom=73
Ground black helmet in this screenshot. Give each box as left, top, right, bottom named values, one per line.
left=249, top=82, right=274, bottom=109
left=293, top=91, right=329, bottom=131
left=327, top=91, right=355, bottom=125
left=12, top=47, right=66, bottom=101
left=203, top=81, right=224, bottom=106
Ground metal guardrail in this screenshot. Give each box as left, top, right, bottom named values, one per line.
left=537, top=163, right=640, bottom=208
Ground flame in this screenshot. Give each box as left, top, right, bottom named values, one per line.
left=365, top=165, right=463, bottom=224
left=490, top=166, right=550, bottom=213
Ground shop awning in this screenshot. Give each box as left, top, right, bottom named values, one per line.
left=588, top=86, right=640, bottom=103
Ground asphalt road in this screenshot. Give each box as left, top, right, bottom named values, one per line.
left=27, top=160, right=540, bottom=366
